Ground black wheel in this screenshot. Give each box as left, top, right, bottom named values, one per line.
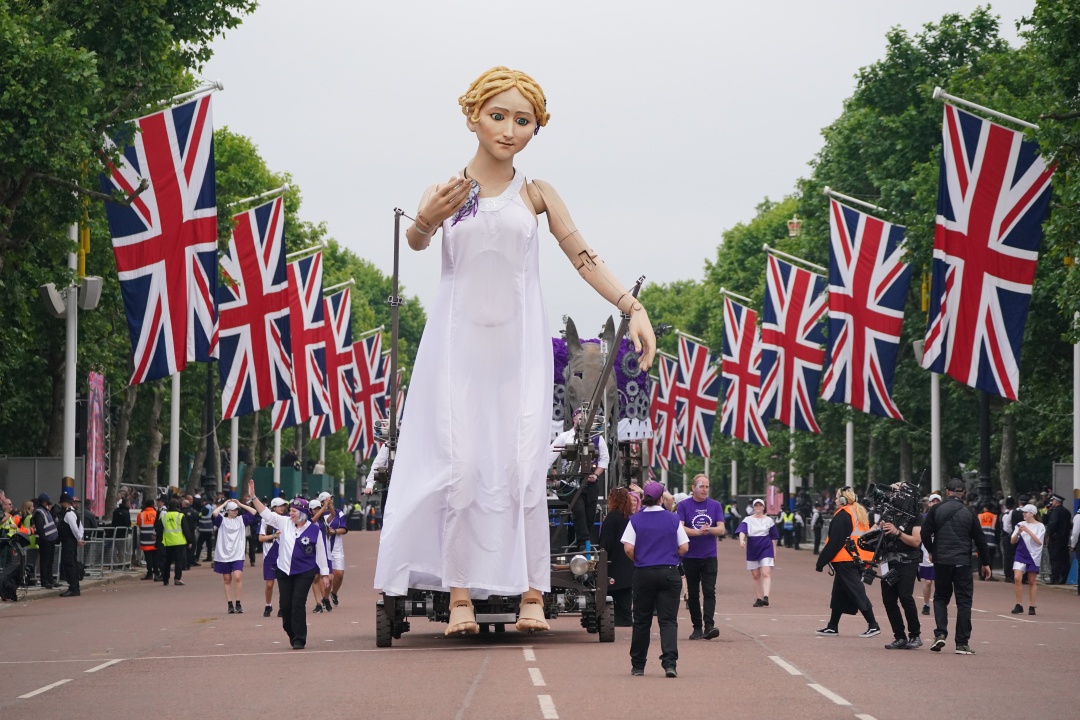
left=479, top=624, right=491, bottom=634
left=597, top=600, right=615, bottom=643
left=375, top=601, right=393, bottom=647
left=494, top=624, right=506, bottom=633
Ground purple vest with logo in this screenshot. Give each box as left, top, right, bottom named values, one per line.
left=629, top=510, right=681, bottom=567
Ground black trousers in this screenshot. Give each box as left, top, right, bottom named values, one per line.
left=278, top=568, right=317, bottom=646
left=880, top=561, right=920, bottom=639
left=196, top=532, right=213, bottom=561
left=630, top=566, right=680, bottom=671
left=813, top=527, right=822, bottom=554
left=781, top=529, right=794, bottom=548
left=829, top=562, right=876, bottom=625
left=247, top=535, right=258, bottom=565
left=1048, top=538, right=1070, bottom=583
left=161, top=545, right=185, bottom=582
left=37, top=540, right=56, bottom=586
left=611, top=587, right=633, bottom=626
left=59, top=540, right=79, bottom=591
left=1001, top=539, right=1016, bottom=582
left=141, top=548, right=159, bottom=578
left=681, top=556, right=717, bottom=630
left=933, top=563, right=974, bottom=645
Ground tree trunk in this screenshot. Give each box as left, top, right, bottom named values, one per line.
left=867, top=433, right=878, bottom=489
left=899, top=435, right=913, bottom=488
left=144, top=379, right=165, bottom=497
left=187, top=430, right=207, bottom=495
left=106, top=383, right=138, bottom=512
left=999, top=410, right=1017, bottom=499
left=45, top=343, right=65, bottom=456
left=210, top=420, right=223, bottom=493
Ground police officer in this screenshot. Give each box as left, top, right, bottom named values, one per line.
left=621, top=481, right=689, bottom=678
left=56, top=492, right=84, bottom=597
left=32, top=494, right=59, bottom=589
left=156, top=499, right=190, bottom=586
left=195, top=497, right=215, bottom=562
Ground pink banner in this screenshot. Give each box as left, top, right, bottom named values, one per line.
left=85, top=372, right=105, bottom=518
left=766, top=477, right=782, bottom=515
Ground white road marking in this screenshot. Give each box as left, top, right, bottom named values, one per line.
left=523, top=647, right=536, bottom=662
left=807, top=683, right=851, bottom=706
left=997, top=615, right=1036, bottom=623
left=528, top=667, right=545, bottom=686
left=972, top=608, right=987, bottom=613
left=768, top=656, right=802, bottom=676
left=538, top=695, right=559, bottom=719
left=18, top=679, right=71, bottom=699
left=855, top=715, right=878, bottom=720
left=85, top=659, right=123, bottom=674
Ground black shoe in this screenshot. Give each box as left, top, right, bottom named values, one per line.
left=704, top=627, right=720, bottom=640
left=930, top=635, right=946, bottom=652
left=922, top=604, right=930, bottom=615
left=753, top=598, right=766, bottom=607
left=235, top=602, right=243, bottom=614
left=1028, top=606, right=1036, bottom=616
left=58, top=589, right=80, bottom=597
left=191, top=562, right=201, bottom=567
left=264, top=606, right=272, bottom=618
left=162, top=580, right=169, bottom=586
left=907, top=635, right=923, bottom=649
left=313, top=604, right=323, bottom=613
left=291, top=641, right=305, bottom=650
left=664, top=667, right=678, bottom=678
left=228, top=602, right=235, bottom=614
left=322, top=599, right=332, bottom=612
left=330, top=592, right=339, bottom=606
left=884, top=637, right=908, bottom=650
left=141, top=575, right=154, bottom=581
left=954, top=644, right=975, bottom=655
left=277, top=608, right=284, bottom=618
left=1011, top=604, right=1024, bottom=614
left=858, top=626, right=881, bottom=638
left=816, top=627, right=839, bottom=636
left=688, top=628, right=704, bottom=640
left=630, top=668, right=644, bottom=677
left=174, top=580, right=185, bottom=586
left=762, top=596, right=769, bottom=607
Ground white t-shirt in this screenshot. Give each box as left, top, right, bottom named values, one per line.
left=1012, top=521, right=1046, bottom=566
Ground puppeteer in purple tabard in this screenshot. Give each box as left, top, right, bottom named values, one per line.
left=373, top=66, right=657, bottom=635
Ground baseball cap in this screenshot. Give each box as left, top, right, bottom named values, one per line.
left=1021, top=504, right=1038, bottom=515
left=225, top=501, right=239, bottom=511
left=642, top=482, right=665, bottom=500
left=946, top=478, right=965, bottom=493
left=37, top=493, right=50, bottom=504
left=928, top=493, right=942, bottom=503
left=308, top=498, right=323, bottom=509
left=316, top=492, right=331, bottom=502
left=269, top=497, right=288, bottom=508
left=752, top=498, right=765, bottom=507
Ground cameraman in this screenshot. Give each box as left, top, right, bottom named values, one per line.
left=875, top=483, right=924, bottom=650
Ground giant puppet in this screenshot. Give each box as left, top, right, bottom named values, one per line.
left=373, top=67, right=656, bottom=635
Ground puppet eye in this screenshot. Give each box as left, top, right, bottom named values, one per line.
left=491, top=113, right=505, bottom=121
left=516, top=118, right=529, bottom=126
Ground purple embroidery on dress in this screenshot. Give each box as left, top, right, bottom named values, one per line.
left=450, top=179, right=481, bottom=226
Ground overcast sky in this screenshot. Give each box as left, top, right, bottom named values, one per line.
left=203, top=1, right=1034, bottom=340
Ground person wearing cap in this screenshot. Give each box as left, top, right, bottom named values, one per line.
left=922, top=478, right=991, bottom=654
left=156, top=499, right=191, bottom=587
left=1009, top=504, right=1045, bottom=615
left=677, top=474, right=725, bottom=640
left=318, top=493, right=348, bottom=609
left=814, top=487, right=880, bottom=638
left=195, top=496, right=215, bottom=563
left=999, top=496, right=1017, bottom=583
left=212, top=497, right=259, bottom=614
left=621, top=481, right=689, bottom=678
left=259, top=497, right=290, bottom=617
left=919, top=494, right=941, bottom=615
left=1044, top=493, right=1071, bottom=585
left=55, top=491, right=85, bottom=597
left=877, top=485, right=925, bottom=650
left=31, top=493, right=59, bottom=589
left=309, top=497, right=335, bottom=614
left=246, top=479, right=330, bottom=650
left=738, top=499, right=779, bottom=608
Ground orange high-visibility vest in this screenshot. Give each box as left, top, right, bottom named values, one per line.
left=831, top=505, right=874, bottom=563
left=137, top=508, right=158, bottom=550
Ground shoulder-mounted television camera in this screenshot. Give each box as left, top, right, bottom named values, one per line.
left=845, top=482, right=921, bottom=586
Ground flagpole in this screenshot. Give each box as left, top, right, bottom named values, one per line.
left=285, top=240, right=327, bottom=261
left=789, top=427, right=797, bottom=509
left=823, top=187, right=890, bottom=216
left=323, top=278, right=355, bottom=294
left=1075, top=312, right=1079, bottom=512
left=674, top=329, right=710, bottom=346
left=658, top=350, right=678, bottom=362
left=357, top=325, right=385, bottom=340
left=230, top=417, right=239, bottom=494
left=730, top=459, right=737, bottom=498
left=845, top=420, right=854, bottom=487
left=273, top=429, right=281, bottom=497
left=225, top=183, right=290, bottom=210
left=762, top=244, right=827, bottom=275
left=169, top=372, right=180, bottom=491
left=932, top=87, right=1040, bottom=131
left=167, top=80, right=224, bottom=106
left=913, top=340, right=940, bottom=490
left=719, top=287, right=753, bottom=304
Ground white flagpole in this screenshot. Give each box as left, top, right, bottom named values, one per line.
left=230, top=417, right=239, bottom=493
left=1074, top=312, right=1079, bottom=509
left=730, top=459, right=737, bottom=498
left=63, top=227, right=78, bottom=486
left=845, top=420, right=854, bottom=487
left=788, top=427, right=797, bottom=502
left=704, top=457, right=710, bottom=479
left=932, top=87, right=1040, bottom=131
left=762, top=244, right=827, bottom=275
left=169, top=372, right=180, bottom=490
left=273, top=429, right=281, bottom=496
left=823, top=186, right=890, bottom=216
left=931, top=372, right=941, bottom=489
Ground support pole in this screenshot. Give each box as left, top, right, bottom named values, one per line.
left=931, top=372, right=941, bottom=491
left=979, top=391, right=992, bottom=506
left=845, top=420, right=854, bottom=488
left=704, top=457, right=709, bottom=480
left=169, top=372, right=180, bottom=490
left=1075, top=313, right=1080, bottom=512
left=62, top=226, right=78, bottom=492
left=230, top=416, right=239, bottom=494
left=730, top=460, right=737, bottom=498
left=273, top=429, right=281, bottom=496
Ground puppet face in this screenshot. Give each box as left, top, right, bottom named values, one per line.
left=467, top=87, right=536, bottom=161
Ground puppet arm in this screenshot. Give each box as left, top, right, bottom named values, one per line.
left=528, top=179, right=656, bottom=371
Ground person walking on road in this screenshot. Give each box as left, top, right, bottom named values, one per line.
left=677, top=475, right=726, bottom=640
left=1009, top=504, right=1044, bottom=615
left=259, top=497, right=289, bottom=617
left=738, top=499, right=779, bottom=607
left=213, top=499, right=259, bottom=614
left=247, top=480, right=329, bottom=650
left=814, top=487, right=880, bottom=638
left=922, top=479, right=991, bottom=655
left=622, top=481, right=689, bottom=678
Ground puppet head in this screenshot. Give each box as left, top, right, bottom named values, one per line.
left=459, top=66, right=550, bottom=135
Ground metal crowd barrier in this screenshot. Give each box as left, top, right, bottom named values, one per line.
left=21, top=527, right=134, bottom=583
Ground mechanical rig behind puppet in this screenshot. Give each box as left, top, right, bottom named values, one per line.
left=844, top=482, right=921, bottom=586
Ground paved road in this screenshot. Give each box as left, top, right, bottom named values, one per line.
left=2, top=530, right=1077, bottom=719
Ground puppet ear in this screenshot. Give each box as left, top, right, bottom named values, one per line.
left=565, top=317, right=581, bottom=357
left=601, top=316, right=615, bottom=346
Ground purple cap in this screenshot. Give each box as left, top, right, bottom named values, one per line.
left=289, top=499, right=312, bottom=519
left=643, top=482, right=665, bottom=500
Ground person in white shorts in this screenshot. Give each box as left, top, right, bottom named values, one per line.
left=737, top=499, right=780, bottom=607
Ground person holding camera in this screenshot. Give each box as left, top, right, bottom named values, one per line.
left=875, top=484, right=924, bottom=650
left=922, top=479, right=991, bottom=655
left=814, top=487, right=880, bottom=638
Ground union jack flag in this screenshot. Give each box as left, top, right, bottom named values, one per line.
left=348, top=331, right=387, bottom=455
left=721, top=297, right=769, bottom=446
left=271, top=252, right=330, bottom=431
left=821, top=199, right=912, bottom=419
left=217, top=197, right=292, bottom=419
left=759, top=254, right=827, bottom=433
left=312, top=288, right=359, bottom=439
left=648, top=354, right=685, bottom=469
left=673, top=336, right=720, bottom=458
left=921, top=104, right=1055, bottom=400
left=100, top=95, right=218, bottom=384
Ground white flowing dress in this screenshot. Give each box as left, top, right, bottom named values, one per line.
left=374, top=170, right=553, bottom=597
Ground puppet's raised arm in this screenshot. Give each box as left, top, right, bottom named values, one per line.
left=529, top=179, right=656, bottom=371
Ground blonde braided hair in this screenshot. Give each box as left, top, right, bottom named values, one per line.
left=458, top=66, right=550, bottom=129
left=837, top=487, right=869, bottom=528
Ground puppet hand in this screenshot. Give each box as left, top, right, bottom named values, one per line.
left=420, top=176, right=473, bottom=226
left=627, top=306, right=656, bottom=371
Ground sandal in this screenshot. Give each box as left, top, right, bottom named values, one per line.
left=446, top=600, right=479, bottom=636
left=516, top=594, right=550, bottom=633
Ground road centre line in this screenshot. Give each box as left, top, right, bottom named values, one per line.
left=768, top=656, right=802, bottom=676
left=807, top=683, right=851, bottom=706
left=85, top=659, right=123, bottom=673
left=523, top=647, right=536, bottom=662
left=538, top=695, right=559, bottom=719
left=855, top=715, right=879, bottom=720
left=996, top=615, right=1037, bottom=623
left=528, top=667, right=546, bottom=686
left=18, top=679, right=72, bottom=699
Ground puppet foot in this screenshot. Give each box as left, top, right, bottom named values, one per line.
left=446, top=600, right=479, bottom=636
left=516, top=590, right=550, bottom=633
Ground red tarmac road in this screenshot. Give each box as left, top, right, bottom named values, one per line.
left=2, top=531, right=1077, bottom=720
